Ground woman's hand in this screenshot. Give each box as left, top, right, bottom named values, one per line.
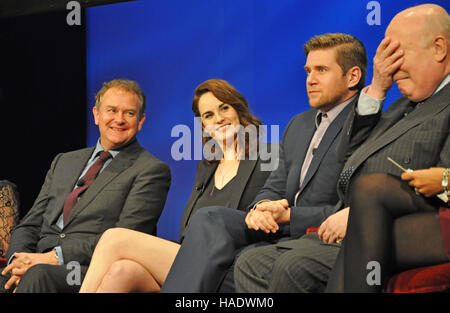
left=401, top=167, right=445, bottom=197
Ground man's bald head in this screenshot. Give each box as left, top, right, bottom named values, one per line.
left=387, top=4, right=449, bottom=47
left=383, top=4, right=449, bottom=101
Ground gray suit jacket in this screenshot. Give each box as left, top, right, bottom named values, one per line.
left=7, top=139, right=171, bottom=266
left=337, top=83, right=450, bottom=207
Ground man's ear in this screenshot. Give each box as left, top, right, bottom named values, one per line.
left=432, top=35, right=447, bottom=63
left=93, top=106, right=100, bottom=125
left=346, top=66, right=362, bottom=89
left=137, top=113, right=146, bottom=131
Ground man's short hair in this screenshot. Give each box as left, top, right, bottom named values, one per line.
left=95, top=79, right=146, bottom=118
left=303, top=33, right=367, bottom=91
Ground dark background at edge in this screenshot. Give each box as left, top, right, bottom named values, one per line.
left=1, top=6, right=87, bottom=217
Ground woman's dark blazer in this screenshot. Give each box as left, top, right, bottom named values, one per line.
left=178, top=146, right=277, bottom=243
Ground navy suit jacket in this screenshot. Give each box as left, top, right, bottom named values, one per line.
left=251, top=97, right=356, bottom=238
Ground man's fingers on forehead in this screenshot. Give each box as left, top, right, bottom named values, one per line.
left=377, top=37, right=391, bottom=52
left=382, top=40, right=400, bottom=57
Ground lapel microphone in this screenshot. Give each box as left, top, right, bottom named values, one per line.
left=76, top=177, right=85, bottom=187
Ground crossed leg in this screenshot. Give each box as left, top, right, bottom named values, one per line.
left=80, top=227, right=180, bottom=293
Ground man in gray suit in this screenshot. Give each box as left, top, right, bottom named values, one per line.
left=161, top=33, right=368, bottom=292
left=235, top=3, right=449, bottom=293
left=1, top=79, right=171, bottom=292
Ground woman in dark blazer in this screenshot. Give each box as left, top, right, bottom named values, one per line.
left=178, top=150, right=273, bottom=243
left=80, top=79, right=274, bottom=292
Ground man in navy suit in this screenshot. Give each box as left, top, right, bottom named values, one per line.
left=161, top=33, right=368, bottom=293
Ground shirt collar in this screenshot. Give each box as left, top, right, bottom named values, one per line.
left=433, top=73, right=450, bottom=96
left=414, top=74, right=450, bottom=108
left=91, top=139, right=120, bottom=161
left=315, top=93, right=357, bottom=128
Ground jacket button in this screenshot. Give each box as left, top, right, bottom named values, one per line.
left=60, top=233, right=66, bottom=239
left=403, top=157, right=411, bottom=164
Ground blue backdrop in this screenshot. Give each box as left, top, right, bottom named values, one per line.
left=85, top=0, right=449, bottom=241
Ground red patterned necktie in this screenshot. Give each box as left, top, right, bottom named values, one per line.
left=63, top=151, right=112, bottom=224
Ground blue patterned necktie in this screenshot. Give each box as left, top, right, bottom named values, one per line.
left=338, top=165, right=354, bottom=194
left=337, top=102, right=417, bottom=195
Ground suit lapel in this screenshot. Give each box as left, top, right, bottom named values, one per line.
left=199, top=161, right=218, bottom=192
left=298, top=100, right=354, bottom=195
left=180, top=160, right=217, bottom=232
left=350, top=84, right=450, bottom=172
left=49, top=148, right=94, bottom=226
left=64, top=140, right=142, bottom=228
left=228, top=159, right=258, bottom=210
left=286, top=111, right=317, bottom=200
left=365, top=99, right=411, bottom=141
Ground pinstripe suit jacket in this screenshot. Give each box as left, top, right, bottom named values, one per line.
left=336, top=83, right=450, bottom=208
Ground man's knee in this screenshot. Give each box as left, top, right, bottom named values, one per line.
left=16, top=264, right=59, bottom=292
left=235, top=245, right=276, bottom=283
left=270, top=253, right=327, bottom=293
left=234, top=244, right=282, bottom=292
left=23, top=264, right=54, bottom=281
left=17, top=263, right=86, bottom=293
left=234, top=249, right=257, bottom=292
left=271, top=251, right=305, bottom=279
left=234, top=249, right=253, bottom=278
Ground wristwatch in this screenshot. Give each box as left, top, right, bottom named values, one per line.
left=442, top=168, right=450, bottom=196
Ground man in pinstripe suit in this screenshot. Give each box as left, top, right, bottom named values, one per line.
left=235, top=4, right=449, bottom=292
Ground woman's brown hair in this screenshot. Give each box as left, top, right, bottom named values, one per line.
left=192, top=79, right=262, bottom=159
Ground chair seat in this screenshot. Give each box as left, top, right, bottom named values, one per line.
left=385, top=262, right=450, bottom=293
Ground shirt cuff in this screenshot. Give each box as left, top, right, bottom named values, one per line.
left=7, top=254, right=15, bottom=266
left=54, top=246, right=64, bottom=265
left=252, top=199, right=271, bottom=210
left=357, top=86, right=384, bottom=116
left=6, top=247, right=64, bottom=266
